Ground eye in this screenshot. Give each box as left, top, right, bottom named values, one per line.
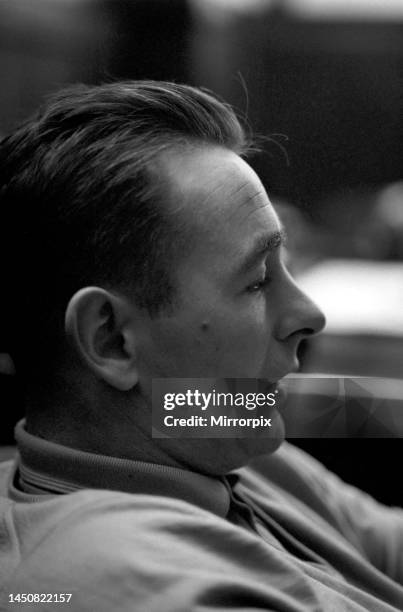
left=246, top=274, right=271, bottom=293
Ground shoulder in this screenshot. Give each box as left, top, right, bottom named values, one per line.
left=11, top=486, right=225, bottom=557
left=3, top=488, right=285, bottom=612
left=5, top=488, right=243, bottom=578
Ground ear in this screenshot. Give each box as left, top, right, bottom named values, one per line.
left=65, top=287, right=138, bottom=391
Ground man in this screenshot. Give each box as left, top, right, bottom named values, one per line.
left=0, top=81, right=402, bottom=611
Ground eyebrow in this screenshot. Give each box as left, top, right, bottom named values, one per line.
left=235, top=227, right=287, bottom=276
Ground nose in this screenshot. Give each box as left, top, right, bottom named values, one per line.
left=275, top=276, right=326, bottom=342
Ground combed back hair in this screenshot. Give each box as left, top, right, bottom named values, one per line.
left=0, top=81, right=250, bottom=376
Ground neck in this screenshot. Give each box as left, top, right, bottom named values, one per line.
left=25, top=384, right=196, bottom=471
left=24, top=376, right=251, bottom=477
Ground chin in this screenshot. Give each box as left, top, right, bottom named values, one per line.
left=226, top=411, right=286, bottom=472
left=199, top=418, right=286, bottom=476
left=157, top=412, right=285, bottom=477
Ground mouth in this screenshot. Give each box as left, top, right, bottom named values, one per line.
left=264, top=380, right=280, bottom=393
left=266, top=361, right=300, bottom=387
left=263, top=376, right=292, bottom=408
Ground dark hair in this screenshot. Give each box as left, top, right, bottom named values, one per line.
left=0, top=81, right=249, bottom=372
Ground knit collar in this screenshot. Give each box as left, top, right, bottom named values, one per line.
left=12, top=419, right=231, bottom=518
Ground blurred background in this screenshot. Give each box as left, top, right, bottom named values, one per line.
left=0, top=0, right=402, bottom=503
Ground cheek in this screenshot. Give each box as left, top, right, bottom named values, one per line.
left=138, top=298, right=274, bottom=379
left=197, top=310, right=272, bottom=377
left=137, top=314, right=222, bottom=378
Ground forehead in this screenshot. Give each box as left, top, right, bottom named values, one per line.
left=162, top=146, right=280, bottom=261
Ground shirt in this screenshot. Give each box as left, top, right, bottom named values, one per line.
left=0, top=420, right=403, bottom=611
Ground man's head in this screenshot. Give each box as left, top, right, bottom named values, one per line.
left=0, top=81, right=325, bottom=473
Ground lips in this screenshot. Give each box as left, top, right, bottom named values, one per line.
left=264, top=380, right=279, bottom=394
left=265, top=361, right=300, bottom=390
left=263, top=379, right=288, bottom=409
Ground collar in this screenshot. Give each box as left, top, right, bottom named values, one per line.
left=12, top=420, right=231, bottom=518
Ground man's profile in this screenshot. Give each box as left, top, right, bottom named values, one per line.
left=0, top=81, right=402, bottom=611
